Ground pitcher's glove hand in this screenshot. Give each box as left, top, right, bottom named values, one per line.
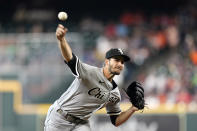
left=126, top=81, right=145, bottom=110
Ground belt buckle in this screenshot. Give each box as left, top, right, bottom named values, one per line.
left=57, top=109, right=84, bottom=124
left=57, top=109, right=72, bottom=121
left=66, top=114, right=83, bottom=124
left=66, top=114, right=76, bottom=122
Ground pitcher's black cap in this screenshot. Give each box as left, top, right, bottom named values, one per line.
left=105, top=48, right=130, bottom=62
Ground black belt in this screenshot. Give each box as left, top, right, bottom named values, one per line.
left=57, top=109, right=87, bottom=124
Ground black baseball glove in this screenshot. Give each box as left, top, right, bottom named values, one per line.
left=126, top=81, right=145, bottom=110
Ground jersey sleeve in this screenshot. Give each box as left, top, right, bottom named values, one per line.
left=106, top=102, right=121, bottom=116
left=64, top=53, right=92, bottom=79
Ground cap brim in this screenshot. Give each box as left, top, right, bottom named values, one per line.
left=109, top=55, right=130, bottom=62
left=121, top=55, right=130, bottom=62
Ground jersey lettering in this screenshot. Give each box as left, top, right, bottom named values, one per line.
left=88, top=87, right=118, bottom=103
left=88, top=87, right=105, bottom=100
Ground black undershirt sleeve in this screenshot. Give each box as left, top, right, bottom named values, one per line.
left=110, top=115, right=118, bottom=126
left=64, top=53, right=78, bottom=76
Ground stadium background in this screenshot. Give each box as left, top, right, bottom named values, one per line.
left=0, top=0, right=197, bottom=131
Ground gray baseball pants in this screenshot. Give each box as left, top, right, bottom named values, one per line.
left=44, top=103, right=91, bottom=131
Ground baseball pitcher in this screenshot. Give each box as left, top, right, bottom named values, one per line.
left=44, top=24, right=145, bottom=131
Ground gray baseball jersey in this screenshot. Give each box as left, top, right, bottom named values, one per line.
left=56, top=53, right=121, bottom=120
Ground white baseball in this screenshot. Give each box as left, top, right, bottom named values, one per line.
left=58, top=12, right=68, bottom=21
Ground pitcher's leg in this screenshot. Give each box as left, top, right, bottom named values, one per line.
left=44, top=104, right=76, bottom=131
left=45, top=123, right=75, bottom=131
left=73, top=122, right=91, bottom=131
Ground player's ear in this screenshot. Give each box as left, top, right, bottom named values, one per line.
left=104, top=59, right=109, bottom=66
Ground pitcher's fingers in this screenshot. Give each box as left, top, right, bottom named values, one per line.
left=56, top=32, right=61, bottom=37
left=58, top=24, right=64, bottom=29
left=57, top=28, right=65, bottom=34
left=64, top=28, right=68, bottom=32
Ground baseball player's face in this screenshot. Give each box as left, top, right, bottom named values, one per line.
left=108, top=56, right=124, bottom=75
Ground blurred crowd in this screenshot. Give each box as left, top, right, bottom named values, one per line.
left=78, top=6, right=197, bottom=108
left=0, top=4, right=197, bottom=107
